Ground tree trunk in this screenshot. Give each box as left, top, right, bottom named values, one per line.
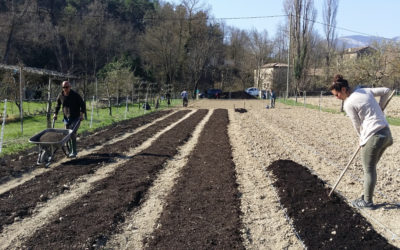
left=2, top=21, right=16, bottom=64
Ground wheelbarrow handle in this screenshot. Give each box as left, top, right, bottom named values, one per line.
left=71, top=119, right=81, bottom=134
left=52, top=117, right=56, bottom=128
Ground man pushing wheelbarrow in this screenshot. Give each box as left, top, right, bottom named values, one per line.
left=53, top=81, right=86, bottom=158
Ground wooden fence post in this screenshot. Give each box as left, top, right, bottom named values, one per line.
left=19, top=65, right=24, bottom=134
left=0, top=99, right=7, bottom=153
left=46, top=77, right=52, bottom=128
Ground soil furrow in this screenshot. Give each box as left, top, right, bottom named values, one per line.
left=22, top=109, right=208, bottom=249
left=0, top=110, right=172, bottom=185
left=105, top=109, right=213, bottom=249
left=0, top=110, right=197, bottom=249
left=0, top=110, right=181, bottom=196
left=146, top=109, right=244, bottom=249
left=80, top=110, right=173, bottom=150
left=0, top=110, right=190, bottom=232
left=228, top=109, right=303, bottom=249
left=268, top=159, right=397, bottom=249
left=1, top=99, right=397, bottom=249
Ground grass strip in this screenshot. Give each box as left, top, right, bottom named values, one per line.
left=278, top=98, right=400, bottom=126
left=0, top=99, right=181, bottom=157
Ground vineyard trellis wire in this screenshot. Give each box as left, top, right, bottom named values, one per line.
left=0, top=94, right=181, bottom=157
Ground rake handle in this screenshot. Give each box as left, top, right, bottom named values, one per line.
left=328, top=146, right=361, bottom=196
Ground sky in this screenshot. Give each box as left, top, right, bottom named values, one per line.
left=167, top=0, right=400, bottom=39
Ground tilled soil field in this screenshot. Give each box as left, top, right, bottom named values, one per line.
left=0, top=99, right=399, bottom=249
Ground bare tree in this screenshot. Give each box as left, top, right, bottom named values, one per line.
left=181, top=0, right=205, bottom=35
left=284, top=0, right=316, bottom=99
left=185, top=12, right=223, bottom=96
left=307, top=32, right=327, bottom=89
left=323, top=0, right=338, bottom=83
left=140, top=3, right=187, bottom=93
left=339, top=41, right=399, bottom=88
left=98, top=59, right=133, bottom=115
left=1, top=0, right=33, bottom=64
left=386, top=42, right=400, bottom=89
left=249, top=29, right=271, bottom=94
left=227, top=27, right=253, bottom=90
left=272, top=23, right=289, bottom=62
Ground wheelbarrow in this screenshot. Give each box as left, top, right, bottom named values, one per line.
left=29, top=119, right=80, bottom=167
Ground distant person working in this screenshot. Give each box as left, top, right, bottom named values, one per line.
left=270, top=89, right=276, bottom=108
left=181, top=90, right=188, bottom=107
left=53, top=81, right=86, bottom=158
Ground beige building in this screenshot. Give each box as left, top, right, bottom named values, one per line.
left=342, top=46, right=376, bottom=61
left=254, top=63, right=288, bottom=92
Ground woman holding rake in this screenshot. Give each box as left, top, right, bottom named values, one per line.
left=329, top=74, right=393, bottom=209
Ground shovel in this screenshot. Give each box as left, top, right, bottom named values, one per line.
left=328, top=89, right=396, bottom=197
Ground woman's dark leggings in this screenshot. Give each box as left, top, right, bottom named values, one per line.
left=361, top=127, right=393, bottom=203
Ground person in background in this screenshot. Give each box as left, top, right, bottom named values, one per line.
left=181, top=90, right=188, bottom=107
left=166, top=91, right=171, bottom=106
left=270, top=89, right=276, bottom=108
left=53, top=81, right=86, bottom=158
left=329, top=74, right=393, bottom=209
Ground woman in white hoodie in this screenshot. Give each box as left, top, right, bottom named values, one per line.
left=329, top=74, right=393, bottom=209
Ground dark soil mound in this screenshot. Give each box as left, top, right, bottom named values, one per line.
left=147, top=109, right=244, bottom=249
left=0, top=110, right=190, bottom=233
left=234, top=108, right=247, bottom=113
left=39, top=132, right=66, bottom=142
left=268, top=160, right=396, bottom=249
left=0, top=110, right=172, bottom=184
left=24, top=110, right=208, bottom=249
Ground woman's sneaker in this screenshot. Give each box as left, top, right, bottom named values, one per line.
left=351, top=196, right=375, bottom=210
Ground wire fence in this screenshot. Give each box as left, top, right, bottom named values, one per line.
left=1, top=88, right=398, bottom=155
left=0, top=91, right=183, bottom=117
left=0, top=95, right=181, bottom=156
left=274, top=89, right=400, bottom=118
